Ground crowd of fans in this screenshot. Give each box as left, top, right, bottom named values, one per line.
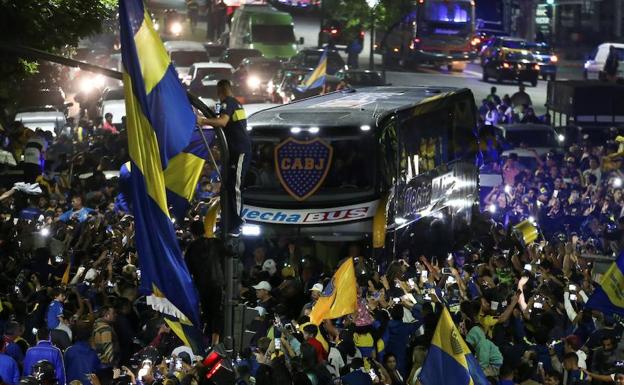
left=1, top=97, right=624, bottom=385
left=478, top=86, right=548, bottom=126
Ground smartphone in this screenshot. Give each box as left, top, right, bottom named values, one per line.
left=175, top=358, right=182, bottom=370
left=55, top=256, right=63, bottom=263
left=421, top=270, right=428, bottom=279
left=408, top=278, right=415, bottom=288
left=537, top=362, right=543, bottom=371
left=524, top=264, right=532, bottom=272
left=392, top=297, right=400, bottom=304
left=553, top=190, right=559, bottom=198
left=137, top=269, right=141, bottom=279
left=570, top=294, right=578, bottom=301
left=368, top=369, right=378, bottom=381
left=534, top=302, right=543, bottom=309
left=274, top=338, right=281, bottom=350
left=569, top=284, right=577, bottom=291
left=442, top=267, right=452, bottom=275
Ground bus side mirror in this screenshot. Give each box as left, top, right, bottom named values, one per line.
left=299, top=37, right=305, bottom=45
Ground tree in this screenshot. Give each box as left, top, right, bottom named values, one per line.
left=0, top=0, right=117, bottom=121
left=323, top=0, right=413, bottom=39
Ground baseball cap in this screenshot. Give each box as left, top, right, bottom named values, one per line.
left=262, top=259, right=277, bottom=276
left=310, top=283, right=323, bottom=292
left=252, top=281, right=271, bottom=291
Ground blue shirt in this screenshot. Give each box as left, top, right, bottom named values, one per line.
left=23, top=340, right=66, bottom=385
left=3, top=340, right=24, bottom=365
left=0, top=353, right=20, bottom=385
left=64, top=341, right=101, bottom=385
left=58, top=207, right=93, bottom=223
left=46, top=300, right=64, bottom=329
left=341, top=369, right=373, bottom=385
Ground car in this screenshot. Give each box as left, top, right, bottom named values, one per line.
left=219, top=48, right=263, bottom=68
left=284, top=48, right=345, bottom=75
left=183, top=62, right=235, bottom=87
left=99, top=86, right=125, bottom=103
left=14, top=108, right=66, bottom=137
left=482, top=48, right=540, bottom=86
left=583, top=42, right=624, bottom=80
left=493, top=123, right=564, bottom=156
left=233, top=57, right=283, bottom=103
left=163, top=41, right=210, bottom=79
left=473, top=20, right=508, bottom=53
left=335, top=69, right=387, bottom=87
left=526, top=42, right=558, bottom=81
left=318, top=19, right=364, bottom=48
left=479, top=36, right=531, bottom=64
left=244, top=103, right=280, bottom=119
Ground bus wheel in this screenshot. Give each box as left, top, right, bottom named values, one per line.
left=482, top=70, right=488, bottom=82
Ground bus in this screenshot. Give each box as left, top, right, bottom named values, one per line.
left=376, top=0, right=476, bottom=71
left=237, top=86, right=479, bottom=259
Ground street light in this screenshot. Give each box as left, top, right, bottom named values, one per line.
left=366, top=0, right=380, bottom=71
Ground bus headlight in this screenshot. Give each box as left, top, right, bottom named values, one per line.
left=170, top=21, right=182, bottom=35
left=242, top=224, right=261, bottom=236
left=557, top=134, right=565, bottom=142
left=246, top=75, right=261, bottom=90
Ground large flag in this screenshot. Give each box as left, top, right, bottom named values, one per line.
left=419, top=307, right=489, bottom=385
left=309, top=257, right=357, bottom=324
left=296, top=48, right=328, bottom=92
left=586, top=252, right=624, bottom=316
left=119, top=0, right=203, bottom=351
left=165, top=128, right=215, bottom=221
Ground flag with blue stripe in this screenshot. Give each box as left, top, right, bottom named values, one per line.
left=586, top=252, right=624, bottom=317
left=419, top=307, right=489, bottom=385
left=296, top=48, right=328, bottom=92
left=119, top=0, right=203, bottom=352
left=165, top=128, right=215, bottom=221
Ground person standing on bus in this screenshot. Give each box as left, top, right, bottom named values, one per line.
left=197, top=80, right=251, bottom=236
left=604, top=45, right=619, bottom=82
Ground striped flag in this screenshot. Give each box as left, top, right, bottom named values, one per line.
left=296, top=48, right=328, bottom=92
left=119, top=0, right=203, bottom=352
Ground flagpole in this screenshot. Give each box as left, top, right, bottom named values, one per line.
left=0, top=43, right=237, bottom=354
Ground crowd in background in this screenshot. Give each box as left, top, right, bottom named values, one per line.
left=1, top=103, right=624, bottom=385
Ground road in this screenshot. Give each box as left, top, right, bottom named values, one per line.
left=291, top=13, right=584, bottom=115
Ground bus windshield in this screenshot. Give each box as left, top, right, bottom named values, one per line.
left=422, top=2, right=472, bottom=35
left=252, top=25, right=296, bottom=44
left=244, top=127, right=375, bottom=203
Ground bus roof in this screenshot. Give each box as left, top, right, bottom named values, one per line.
left=248, top=86, right=473, bottom=128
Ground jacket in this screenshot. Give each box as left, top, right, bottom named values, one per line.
left=92, top=318, right=118, bottom=367
left=0, top=353, right=20, bottom=385
left=23, top=340, right=66, bottom=385
left=466, top=326, right=503, bottom=369
left=64, top=341, right=101, bottom=385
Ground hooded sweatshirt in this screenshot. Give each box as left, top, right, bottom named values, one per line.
left=466, top=326, right=503, bottom=369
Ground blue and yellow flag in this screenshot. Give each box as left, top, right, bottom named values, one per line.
left=165, top=128, right=215, bottom=221
left=586, top=252, right=624, bottom=316
left=119, top=0, right=203, bottom=351
left=296, top=48, right=328, bottom=92
left=309, top=257, right=357, bottom=324
left=419, top=307, right=488, bottom=385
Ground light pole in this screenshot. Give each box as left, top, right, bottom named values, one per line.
left=366, top=0, right=379, bottom=70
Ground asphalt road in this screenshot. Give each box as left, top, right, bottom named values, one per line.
left=291, top=13, right=584, bottom=115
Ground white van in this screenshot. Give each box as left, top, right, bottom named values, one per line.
left=15, top=108, right=66, bottom=137
left=163, top=41, right=209, bottom=79
left=584, top=42, right=624, bottom=80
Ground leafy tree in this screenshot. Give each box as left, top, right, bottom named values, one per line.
left=322, top=0, right=413, bottom=37
left=0, top=0, right=117, bottom=120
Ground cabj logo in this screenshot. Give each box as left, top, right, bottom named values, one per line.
left=274, top=137, right=333, bottom=201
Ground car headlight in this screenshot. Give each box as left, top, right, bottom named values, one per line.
left=170, top=21, right=182, bottom=35
left=247, top=75, right=261, bottom=90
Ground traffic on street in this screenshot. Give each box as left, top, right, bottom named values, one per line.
left=1, top=1, right=624, bottom=385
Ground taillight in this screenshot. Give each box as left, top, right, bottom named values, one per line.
left=471, top=37, right=481, bottom=46
left=502, top=62, right=511, bottom=69
left=533, top=64, right=540, bottom=70
left=330, top=28, right=338, bottom=35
